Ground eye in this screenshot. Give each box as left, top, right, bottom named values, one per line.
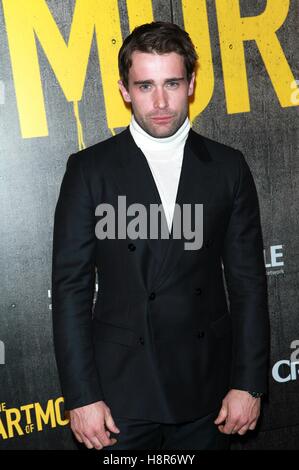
left=166, top=81, right=179, bottom=88
left=139, top=84, right=152, bottom=91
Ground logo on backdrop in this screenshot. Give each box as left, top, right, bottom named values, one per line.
left=1, top=0, right=298, bottom=143
left=264, top=244, right=284, bottom=276
left=290, top=80, right=299, bottom=105
left=272, top=340, right=299, bottom=383
left=0, top=341, right=4, bottom=365
left=0, top=398, right=69, bottom=440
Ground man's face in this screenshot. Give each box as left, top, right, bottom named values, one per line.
left=118, top=51, right=195, bottom=138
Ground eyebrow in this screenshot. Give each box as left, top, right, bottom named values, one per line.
left=133, top=77, right=185, bottom=85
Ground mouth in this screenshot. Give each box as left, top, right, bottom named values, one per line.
left=151, top=116, right=173, bottom=124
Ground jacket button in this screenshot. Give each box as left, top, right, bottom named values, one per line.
left=139, top=337, right=145, bottom=345
left=149, top=292, right=156, bottom=301
left=128, top=243, right=136, bottom=251
left=194, top=287, right=202, bottom=295
left=197, top=331, right=205, bottom=339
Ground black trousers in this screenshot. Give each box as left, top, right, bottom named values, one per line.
left=103, top=409, right=230, bottom=450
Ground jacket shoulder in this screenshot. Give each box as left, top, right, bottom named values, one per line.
left=191, top=129, right=244, bottom=165
left=66, top=127, right=129, bottom=169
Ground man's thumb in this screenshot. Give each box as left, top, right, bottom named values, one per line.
left=214, top=405, right=227, bottom=425
left=104, top=409, right=120, bottom=433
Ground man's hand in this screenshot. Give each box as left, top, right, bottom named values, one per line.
left=214, top=389, right=261, bottom=435
left=69, top=401, right=120, bottom=449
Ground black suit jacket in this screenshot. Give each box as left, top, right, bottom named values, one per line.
left=52, top=127, right=270, bottom=423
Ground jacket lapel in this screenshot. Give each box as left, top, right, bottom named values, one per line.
left=111, top=127, right=169, bottom=268
left=151, top=128, right=216, bottom=290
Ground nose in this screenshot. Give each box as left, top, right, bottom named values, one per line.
left=153, top=87, right=168, bottom=110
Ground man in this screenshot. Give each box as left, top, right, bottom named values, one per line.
left=52, top=22, right=270, bottom=450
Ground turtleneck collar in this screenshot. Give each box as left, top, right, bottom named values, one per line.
left=129, top=114, right=190, bottom=152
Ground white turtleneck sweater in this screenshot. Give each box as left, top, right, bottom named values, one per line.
left=129, top=114, right=190, bottom=232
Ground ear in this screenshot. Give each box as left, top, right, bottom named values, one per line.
left=187, top=72, right=195, bottom=97
left=118, top=79, right=132, bottom=103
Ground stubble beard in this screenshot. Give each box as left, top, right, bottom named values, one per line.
left=132, top=107, right=188, bottom=139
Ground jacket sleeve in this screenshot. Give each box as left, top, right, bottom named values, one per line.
left=51, top=153, right=104, bottom=410
left=221, top=152, right=270, bottom=394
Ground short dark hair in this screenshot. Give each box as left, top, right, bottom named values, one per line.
left=118, top=21, right=198, bottom=89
